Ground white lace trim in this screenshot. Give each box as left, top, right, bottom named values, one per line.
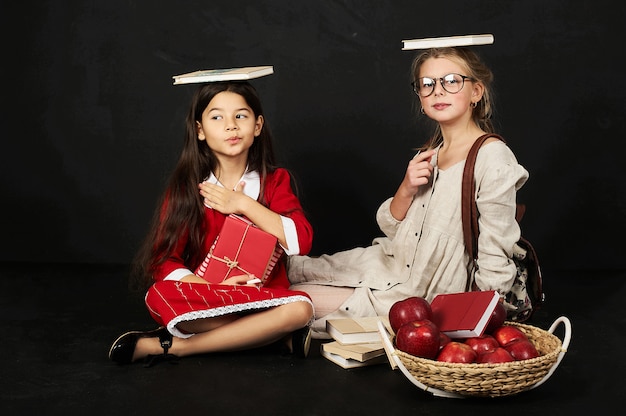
left=167, top=295, right=314, bottom=338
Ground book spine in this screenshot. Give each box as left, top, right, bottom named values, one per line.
left=261, top=245, right=284, bottom=284
left=195, top=235, right=220, bottom=278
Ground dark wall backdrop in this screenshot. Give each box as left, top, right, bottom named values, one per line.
left=2, top=0, right=625, bottom=272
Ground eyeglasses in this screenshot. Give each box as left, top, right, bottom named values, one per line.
left=411, top=73, right=475, bottom=97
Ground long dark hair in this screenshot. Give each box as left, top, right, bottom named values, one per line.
left=131, top=81, right=277, bottom=290
left=412, top=47, right=495, bottom=151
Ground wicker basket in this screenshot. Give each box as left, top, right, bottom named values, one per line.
left=378, top=317, right=571, bottom=398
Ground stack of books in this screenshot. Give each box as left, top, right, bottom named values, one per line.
left=320, top=316, right=391, bottom=369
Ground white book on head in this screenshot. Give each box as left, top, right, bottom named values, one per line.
left=172, top=66, right=274, bottom=85
left=402, top=34, right=494, bottom=50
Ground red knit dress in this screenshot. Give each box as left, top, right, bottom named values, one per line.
left=144, top=168, right=314, bottom=338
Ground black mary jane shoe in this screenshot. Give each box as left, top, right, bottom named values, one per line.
left=291, top=326, right=312, bottom=358
left=108, top=327, right=178, bottom=367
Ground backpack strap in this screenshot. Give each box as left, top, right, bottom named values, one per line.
left=461, top=136, right=542, bottom=315
left=461, top=133, right=506, bottom=261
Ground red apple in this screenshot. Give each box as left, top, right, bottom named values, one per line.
left=484, top=302, right=507, bottom=334
left=476, top=347, right=514, bottom=363
left=464, top=334, right=499, bottom=354
left=394, top=319, right=440, bottom=359
left=505, top=339, right=539, bottom=361
left=437, top=341, right=477, bottom=363
left=438, top=332, right=452, bottom=351
left=388, top=296, right=433, bottom=333
left=492, top=325, right=528, bottom=348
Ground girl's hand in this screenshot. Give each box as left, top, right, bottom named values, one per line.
left=221, top=274, right=260, bottom=286
left=199, top=181, right=249, bottom=214
left=399, top=149, right=436, bottom=197
left=389, top=149, right=436, bottom=221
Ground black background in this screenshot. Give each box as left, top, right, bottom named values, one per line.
left=3, top=0, right=625, bottom=272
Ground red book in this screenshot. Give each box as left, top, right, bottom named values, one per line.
left=195, top=214, right=284, bottom=285
left=430, top=290, right=500, bottom=338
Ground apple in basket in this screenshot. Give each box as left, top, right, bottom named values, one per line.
left=394, top=319, right=440, bottom=359
left=475, top=347, right=515, bottom=364
left=388, top=296, right=433, bottom=333
left=484, top=302, right=507, bottom=334
left=505, top=339, right=539, bottom=360
left=437, top=341, right=477, bottom=363
left=492, top=325, right=528, bottom=347
left=464, top=334, right=499, bottom=354
left=438, top=332, right=452, bottom=351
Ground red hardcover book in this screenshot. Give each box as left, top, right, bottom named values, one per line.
left=430, top=290, right=500, bottom=338
left=195, top=214, right=284, bottom=285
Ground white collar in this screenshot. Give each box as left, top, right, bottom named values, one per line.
left=203, top=169, right=260, bottom=208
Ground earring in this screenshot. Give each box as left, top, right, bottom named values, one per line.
left=420, top=106, right=425, bottom=114
left=471, top=101, right=477, bottom=108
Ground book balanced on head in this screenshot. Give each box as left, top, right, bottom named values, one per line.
left=401, top=34, right=494, bottom=50
left=172, top=65, right=274, bottom=85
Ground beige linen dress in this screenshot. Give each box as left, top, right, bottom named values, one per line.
left=288, top=140, right=529, bottom=335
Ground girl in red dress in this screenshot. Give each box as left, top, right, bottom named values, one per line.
left=109, top=80, right=314, bottom=366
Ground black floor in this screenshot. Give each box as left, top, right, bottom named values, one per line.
left=2, top=263, right=624, bottom=415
